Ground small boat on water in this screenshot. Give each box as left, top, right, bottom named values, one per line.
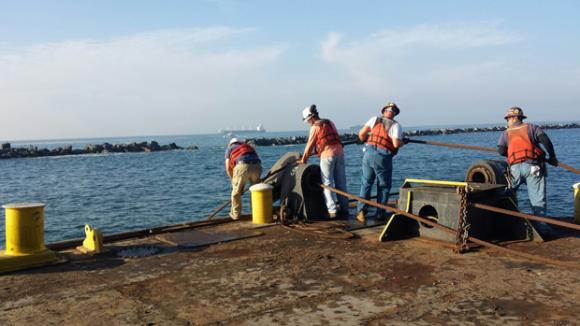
left=218, top=124, right=266, bottom=134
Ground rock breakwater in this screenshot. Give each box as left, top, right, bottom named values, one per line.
left=0, top=141, right=189, bottom=159
left=248, top=122, right=580, bottom=146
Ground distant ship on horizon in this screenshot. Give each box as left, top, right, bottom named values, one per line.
left=218, top=124, right=266, bottom=135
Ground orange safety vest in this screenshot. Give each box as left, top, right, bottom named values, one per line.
left=506, top=123, right=544, bottom=165
left=228, top=143, right=257, bottom=170
left=367, top=117, right=396, bottom=153
left=313, top=119, right=342, bottom=156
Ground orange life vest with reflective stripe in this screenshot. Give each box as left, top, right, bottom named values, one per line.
left=367, top=118, right=396, bottom=153
left=228, top=144, right=257, bottom=170
left=313, top=119, right=341, bottom=156
left=506, top=123, right=544, bottom=165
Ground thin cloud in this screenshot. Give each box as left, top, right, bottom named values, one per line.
left=369, top=22, right=517, bottom=49
left=0, top=27, right=286, bottom=140
left=320, top=22, right=520, bottom=96
left=111, top=27, right=254, bottom=48
left=322, top=22, right=518, bottom=62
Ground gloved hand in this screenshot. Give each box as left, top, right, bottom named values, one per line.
left=547, top=157, right=559, bottom=166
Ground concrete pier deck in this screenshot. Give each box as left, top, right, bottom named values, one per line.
left=1, top=219, right=579, bottom=325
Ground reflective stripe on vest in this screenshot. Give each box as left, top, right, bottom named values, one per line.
left=367, top=118, right=396, bottom=153
left=506, top=123, right=544, bottom=165
left=228, top=144, right=257, bottom=170
left=313, top=119, right=342, bottom=156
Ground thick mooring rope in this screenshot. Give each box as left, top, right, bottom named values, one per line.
left=404, top=138, right=580, bottom=175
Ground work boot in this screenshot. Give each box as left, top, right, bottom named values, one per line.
left=356, top=211, right=366, bottom=223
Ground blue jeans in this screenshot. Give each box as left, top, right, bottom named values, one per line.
left=357, top=146, right=393, bottom=217
left=510, top=162, right=551, bottom=234
left=320, top=155, right=349, bottom=213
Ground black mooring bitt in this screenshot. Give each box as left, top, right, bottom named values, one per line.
left=266, top=152, right=327, bottom=222
left=385, top=181, right=543, bottom=243
left=383, top=159, right=544, bottom=243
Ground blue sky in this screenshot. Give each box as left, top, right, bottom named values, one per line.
left=1, top=0, right=579, bottom=140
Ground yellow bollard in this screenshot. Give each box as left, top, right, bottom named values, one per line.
left=249, top=183, right=274, bottom=224
left=574, top=183, right=580, bottom=224
left=0, top=203, right=57, bottom=273
left=77, top=224, right=105, bottom=254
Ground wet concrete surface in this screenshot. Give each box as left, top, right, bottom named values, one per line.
left=0, top=220, right=579, bottom=325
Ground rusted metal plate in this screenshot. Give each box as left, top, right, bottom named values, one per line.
left=155, top=228, right=263, bottom=248
left=341, top=218, right=385, bottom=230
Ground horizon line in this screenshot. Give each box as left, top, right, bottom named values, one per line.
left=3, top=119, right=578, bottom=145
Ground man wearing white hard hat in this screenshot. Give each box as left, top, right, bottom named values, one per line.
left=225, top=138, right=262, bottom=220
left=497, top=106, right=558, bottom=235
left=299, top=104, right=349, bottom=218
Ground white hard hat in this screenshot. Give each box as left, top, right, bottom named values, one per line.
left=302, top=104, right=318, bottom=122
left=229, top=138, right=241, bottom=145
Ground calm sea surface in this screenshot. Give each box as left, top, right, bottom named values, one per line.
left=1, top=128, right=579, bottom=247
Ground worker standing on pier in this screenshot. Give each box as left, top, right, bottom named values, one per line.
left=299, top=104, right=349, bottom=218
left=497, top=107, right=558, bottom=235
left=225, top=138, right=262, bottom=220
left=356, top=102, right=403, bottom=223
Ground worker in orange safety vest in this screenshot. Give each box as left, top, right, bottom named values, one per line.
left=225, top=138, right=262, bottom=220
left=356, top=102, right=404, bottom=223
left=497, top=107, right=558, bottom=235
left=299, top=104, right=349, bottom=218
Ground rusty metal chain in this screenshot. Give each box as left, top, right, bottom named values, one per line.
left=455, top=186, right=470, bottom=253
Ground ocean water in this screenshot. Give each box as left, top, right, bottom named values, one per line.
left=1, top=129, right=579, bottom=246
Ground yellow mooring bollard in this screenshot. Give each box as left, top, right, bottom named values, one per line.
left=0, top=203, right=57, bottom=273
left=574, top=183, right=580, bottom=224
left=77, top=224, right=105, bottom=254
left=249, top=183, right=274, bottom=224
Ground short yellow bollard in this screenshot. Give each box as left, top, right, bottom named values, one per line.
left=77, top=224, right=105, bottom=254
left=4, top=203, right=47, bottom=255
left=249, top=183, right=274, bottom=224
left=574, top=183, right=580, bottom=224
left=0, top=203, right=57, bottom=273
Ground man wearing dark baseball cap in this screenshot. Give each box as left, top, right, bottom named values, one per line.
left=356, top=101, right=403, bottom=223
left=497, top=106, right=558, bottom=235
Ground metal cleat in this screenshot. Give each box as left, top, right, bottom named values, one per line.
left=77, top=224, right=105, bottom=254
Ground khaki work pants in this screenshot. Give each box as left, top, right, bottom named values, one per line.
left=230, top=162, right=262, bottom=219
